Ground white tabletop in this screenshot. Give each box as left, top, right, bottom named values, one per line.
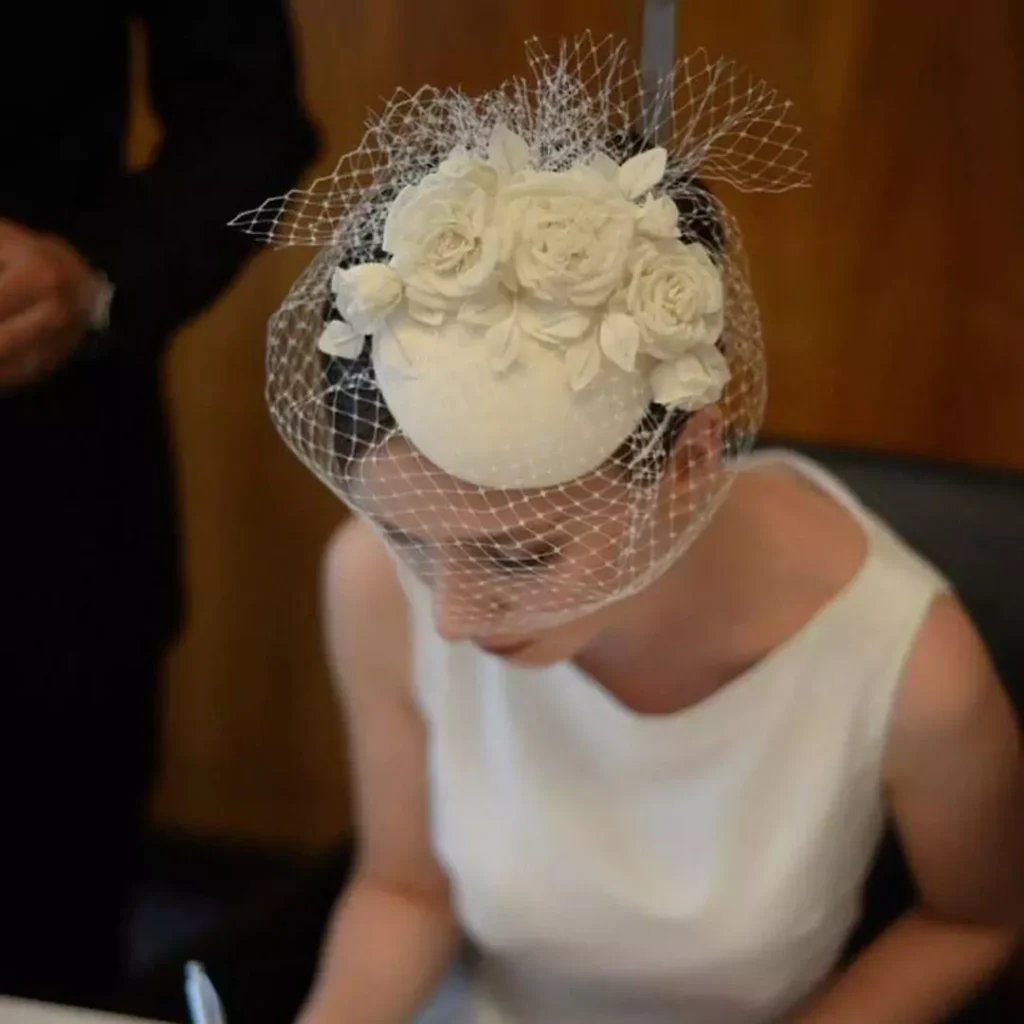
left=0, top=999, right=164, bottom=1024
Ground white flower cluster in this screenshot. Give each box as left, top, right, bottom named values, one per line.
left=318, top=124, right=729, bottom=411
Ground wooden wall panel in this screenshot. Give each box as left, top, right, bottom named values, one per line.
left=147, top=1, right=1023, bottom=848
left=681, top=1, right=1023, bottom=467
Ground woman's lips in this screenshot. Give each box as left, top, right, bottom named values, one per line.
left=476, top=638, right=534, bottom=657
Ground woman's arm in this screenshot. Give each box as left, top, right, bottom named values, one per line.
left=795, top=596, right=1023, bottom=1023
left=299, top=522, right=459, bottom=1024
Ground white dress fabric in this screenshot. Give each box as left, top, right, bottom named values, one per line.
left=402, top=451, right=948, bottom=1024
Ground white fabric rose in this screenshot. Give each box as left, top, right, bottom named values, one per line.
left=499, top=167, right=637, bottom=307
left=383, top=171, right=501, bottom=318
left=627, top=240, right=725, bottom=358
left=649, top=343, right=731, bottom=410
left=318, top=263, right=403, bottom=359
left=331, top=263, right=403, bottom=334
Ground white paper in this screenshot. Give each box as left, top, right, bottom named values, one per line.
left=0, top=999, right=165, bottom=1024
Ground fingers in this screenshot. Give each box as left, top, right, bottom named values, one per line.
left=0, top=265, right=38, bottom=323
left=0, top=219, right=31, bottom=260
left=0, top=229, right=95, bottom=325
left=0, top=304, right=57, bottom=380
left=0, top=218, right=23, bottom=242
left=0, top=223, right=60, bottom=322
left=0, top=353, right=46, bottom=389
left=0, top=225, right=41, bottom=321
left=0, top=226, right=95, bottom=390
left=0, top=354, right=44, bottom=389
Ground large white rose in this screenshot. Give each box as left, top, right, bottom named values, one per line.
left=626, top=239, right=725, bottom=358
left=649, top=343, right=731, bottom=411
left=383, top=171, right=501, bottom=317
left=499, top=167, right=637, bottom=307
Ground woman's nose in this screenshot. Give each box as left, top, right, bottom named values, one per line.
left=432, top=593, right=471, bottom=643
left=431, top=571, right=510, bottom=642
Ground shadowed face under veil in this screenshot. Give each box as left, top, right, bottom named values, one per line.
left=348, top=409, right=725, bottom=663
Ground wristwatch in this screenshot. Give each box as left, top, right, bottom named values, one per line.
left=87, top=270, right=116, bottom=333
left=76, top=270, right=116, bottom=359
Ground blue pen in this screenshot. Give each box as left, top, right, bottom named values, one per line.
left=185, top=961, right=226, bottom=1024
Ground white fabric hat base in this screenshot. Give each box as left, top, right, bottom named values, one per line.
left=372, top=315, right=651, bottom=490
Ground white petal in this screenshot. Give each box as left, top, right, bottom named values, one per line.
left=698, top=343, right=732, bottom=383
left=618, top=147, right=668, bottom=200
left=549, top=310, right=592, bottom=341
left=488, top=123, right=531, bottom=176
left=485, top=315, right=522, bottom=372
left=375, top=318, right=418, bottom=373
left=565, top=339, right=602, bottom=391
left=589, top=152, right=619, bottom=181
left=382, top=184, right=418, bottom=254
left=649, top=345, right=731, bottom=409
left=316, top=319, right=364, bottom=359
left=703, top=307, right=726, bottom=346
left=407, top=300, right=446, bottom=326
left=599, top=313, right=640, bottom=371
left=519, top=302, right=591, bottom=342
left=465, top=188, right=488, bottom=232
left=330, top=267, right=346, bottom=299
left=500, top=260, right=520, bottom=292
left=636, top=195, right=680, bottom=239
left=649, top=362, right=679, bottom=406
left=438, top=145, right=471, bottom=177
left=458, top=296, right=514, bottom=328
left=343, top=263, right=404, bottom=323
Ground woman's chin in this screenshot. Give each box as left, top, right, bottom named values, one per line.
left=477, top=638, right=567, bottom=667
left=476, top=637, right=536, bottom=659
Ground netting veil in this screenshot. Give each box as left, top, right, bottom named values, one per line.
left=232, top=35, right=808, bottom=635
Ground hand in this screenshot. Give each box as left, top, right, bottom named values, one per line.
left=0, top=219, right=106, bottom=389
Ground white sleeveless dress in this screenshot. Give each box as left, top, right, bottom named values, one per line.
left=402, top=451, right=948, bottom=1024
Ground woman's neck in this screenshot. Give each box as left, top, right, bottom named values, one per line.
left=572, top=464, right=868, bottom=716
left=574, top=482, right=762, bottom=714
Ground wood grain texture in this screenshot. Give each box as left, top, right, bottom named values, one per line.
left=145, top=1, right=1023, bottom=847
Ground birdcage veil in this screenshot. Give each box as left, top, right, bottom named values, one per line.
left=231, top=34, right=808, bottom=634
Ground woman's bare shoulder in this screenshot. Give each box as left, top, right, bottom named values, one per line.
left=321, top=517, right=410, bottom=698
left=322, top=522, right=448, bottom=894
left=883, top=594, right=1023, bottom=927
left=889, top=594, right=1011, bottom=752
left=733, top=460, right=869, bottom=599
left=324, top=517, right=402, bottom=611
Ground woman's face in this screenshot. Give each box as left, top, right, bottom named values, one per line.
left=349, top=415, right=724, bottom=663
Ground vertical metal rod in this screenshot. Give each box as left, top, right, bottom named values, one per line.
left=640, top=0, right=678, bottom=143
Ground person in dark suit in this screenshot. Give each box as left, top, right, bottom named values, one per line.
left=0, top=2, right=316, bottom=1008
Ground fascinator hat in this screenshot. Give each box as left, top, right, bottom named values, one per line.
left=232, top=32, right=807, bottom=631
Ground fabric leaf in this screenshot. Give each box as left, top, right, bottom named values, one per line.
left=533, top=308, right=592, bottom=341
left=618, top=147, right=668, bottom=199
left=408, top=300, right=445, bottom=327
left=599, top=313, right=640, bottom=371
left=488, top=123, right=531, bottom=176
left=316, top=319, right=363, bottom=359
left=486, top=315, right=522, bottom=372
left=565, top=339, right=602, bottom=391
left=589, top=152, right=619, bottom=181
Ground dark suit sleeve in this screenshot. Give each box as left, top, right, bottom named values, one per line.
left=64, top=1, right=318, bottom=358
